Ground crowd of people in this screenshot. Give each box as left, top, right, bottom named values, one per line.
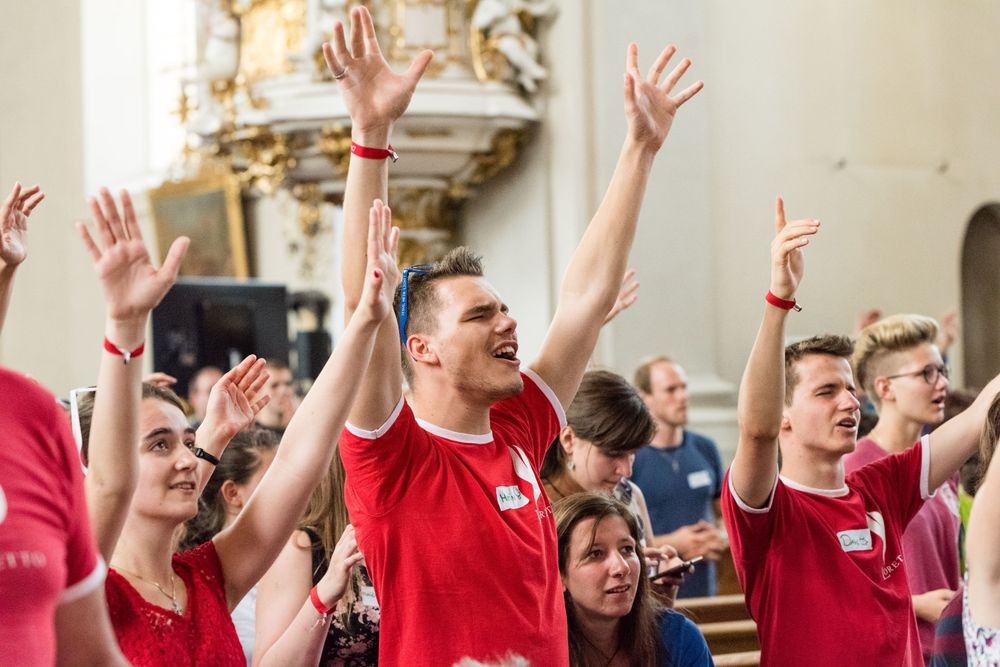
left=2, top=6, right=999, bottom=667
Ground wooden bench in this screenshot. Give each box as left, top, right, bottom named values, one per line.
left=713, top=650, right=761, bottom=667
left=699, top=619, right=760, bottom=654
left=676, top=593, right=749, bottom=624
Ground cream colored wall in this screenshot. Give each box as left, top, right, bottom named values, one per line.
left=0, top=0, right=102, bottom=395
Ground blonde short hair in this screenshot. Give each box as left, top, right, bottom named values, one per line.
left=853, top=314, right=940, bottom=408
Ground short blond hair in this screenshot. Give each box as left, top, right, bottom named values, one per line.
left=853, top=314, right=940, bottom=408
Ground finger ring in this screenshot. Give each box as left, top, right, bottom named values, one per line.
left=334, top=67, right=348, bottom=80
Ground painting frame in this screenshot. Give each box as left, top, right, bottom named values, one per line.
left=148, top=172, right=250, bottom=278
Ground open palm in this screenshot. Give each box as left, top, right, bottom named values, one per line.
left=77, top=188, right=188, bottom=322
left=0, top=183, right=45, bottom=266
left=769, top=196, right=819, bottom=300
left=360, top=199, right=400, bottom=323
left=322, top=6, right=432, bottom=133
left=624, top=44, right=704, bottom=153
left=201, top=355, right=271, bottom=443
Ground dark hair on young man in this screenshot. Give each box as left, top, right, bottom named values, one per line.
left=554, top=493, right=662, bottom=666
left=632, top=355, right=675, bottom=395
left=179, top=427, right=279, bottom=551
left=783, top=334, right=855, bottom=405
left=540, top=370, right=655, bottom=481
left=76, top=383, right=187, bottom=464
left=393, top=246, right=485, bottom=382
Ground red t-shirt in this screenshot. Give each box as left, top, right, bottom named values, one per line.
left=341, top=369, right=568, bottom=667
left=0, top=368, right=105, bottom=667
left=722, top=439, right=930, bottom=666
left=106, top=540, right=244, bottom=666
left=845, top=436, right=961, bottom=660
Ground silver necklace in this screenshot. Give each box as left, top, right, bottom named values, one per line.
left=114, top=565, right=182, bottom=614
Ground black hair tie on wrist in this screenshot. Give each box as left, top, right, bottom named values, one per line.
left=193, top=447, right=220, bottom=466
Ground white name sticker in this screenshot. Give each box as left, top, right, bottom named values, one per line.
left=837, top=528, right=874, bottom=553
left=687, top=470, right=712, bottom=489
left=496, top=485, right=529, bottom=512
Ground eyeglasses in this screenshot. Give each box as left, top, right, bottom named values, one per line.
left=398, top=264, right=431, bottom=342
left=886, top=364, right=950, bottom=385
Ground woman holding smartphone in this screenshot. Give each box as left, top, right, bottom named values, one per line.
left=555, top=493, right=713, bottom=667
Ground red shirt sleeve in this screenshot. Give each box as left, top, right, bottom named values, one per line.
left=721, top=468, right=782, bottom=577
left=846, top=436, right=929, bottom=531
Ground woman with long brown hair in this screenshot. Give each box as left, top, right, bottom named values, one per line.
left=555, top=493, right=712, bottom=667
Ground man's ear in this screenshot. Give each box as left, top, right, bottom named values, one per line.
left=406, top=334, right=438, bottom=367
left=220, top=479, right=242, bottom=511
left=779, top=410, right=792, bottom=433
left=559, top=426, right=577, bottom=454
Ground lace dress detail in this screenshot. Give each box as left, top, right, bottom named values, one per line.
left=964, top=580, right=1000, bottom=666
left=303, top=528, right=380, bottom=666
left=106, top=541, right=244, bottom=666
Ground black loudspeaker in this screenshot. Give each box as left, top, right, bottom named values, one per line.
left=152, top=278, right=289, bottom=397
left=295, top=330, right=332, bottom=383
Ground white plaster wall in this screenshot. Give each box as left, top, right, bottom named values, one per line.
left=0, top=0, right=96, bottom=395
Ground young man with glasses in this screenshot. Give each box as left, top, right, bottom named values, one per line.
left=848, top=314, right=960, bottom=663
left=722, top=198, right=1000, bottom=666
left=324, top=6, right=702, bottom=665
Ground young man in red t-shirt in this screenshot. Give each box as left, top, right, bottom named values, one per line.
left=324, top=7, right=703, bottom=665
left=721, top=197, right=1000, bottom=667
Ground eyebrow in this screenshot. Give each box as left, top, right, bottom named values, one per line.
left=462, top=302, right=508, bottom=319
left=143, top=427, right=196, bottom=440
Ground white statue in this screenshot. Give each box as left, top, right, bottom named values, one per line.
left=472, top=0, right=555, bottom=93
left=196, top=1, right=240, bottom=83
left=306, top=0, right=348, bottom=60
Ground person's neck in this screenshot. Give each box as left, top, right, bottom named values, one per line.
left=575, top=610, right=621, bottom=662
left=866, top=410, right=922, bottom=454
left=110, top=513, right=179, bottom=583
left=410, top=384, right=494, bottom=435
left=649, top=421, right=684, bottom=449
left=779, top=445, right=846, bottom=490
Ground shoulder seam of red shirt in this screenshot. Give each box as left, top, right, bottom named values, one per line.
left=345, top=395, right=406, bottom=440
left=60, top=555, right=107, bottom=604
left=726, top=469, right=777, bottom=514
left=522, top=368, right=568, bottom=429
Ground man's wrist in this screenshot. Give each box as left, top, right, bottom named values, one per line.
left=105, top=317, right=146, bottom=350
left=352, top=125, right=392, bottom=148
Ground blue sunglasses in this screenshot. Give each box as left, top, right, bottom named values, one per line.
left=398, top=264, right=432, bottom=341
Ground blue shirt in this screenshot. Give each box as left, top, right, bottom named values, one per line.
left=631, top=431, right=724, bottom=597
left=658, top=610, right=714, bottom=667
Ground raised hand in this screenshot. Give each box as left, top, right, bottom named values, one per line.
left=356, top=199, right=401, bottom=325
left=1, top=182, right=45, bottom=267
left=623, top=43, right=704, bottom=153
left=77, top=188, right=189, bottom=323
left=769, top=196, right=819, bottom=301
left=603, top=269, right=640, bottom=325
left=199, top=355, right=272, bottom=444
left=315, top=525, right=365, bottom=607
left=322, top=5, right=433, bottom=135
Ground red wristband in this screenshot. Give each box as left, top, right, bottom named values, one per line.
left=350, top=141, right=398, bottom=163
left=765, top=291, right=801, bottom=312
left=310, top=586, right=335, bottom=616
left=103, top=338, right=145, bottom=364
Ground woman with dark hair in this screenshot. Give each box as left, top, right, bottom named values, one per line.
left=75, top=189, right=400, bottom=666
left=554, top=493, right=713, bottom=667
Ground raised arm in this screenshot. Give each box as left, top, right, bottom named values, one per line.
left=924, top=369, right=1000, bottom=491
left=77, top=189, right=188, bottom=562
left=730, top=197, right=819, bottom=508
left=966, top=408, right=1000, bottom=628
left=0, top=182, right=44, bottom=337
left=531, top=43, right=703, bottom=407
left=253, top=526, right=364, bottom=667
left=213, top=205, right=401, bottom=610
left=323, top=6, right=431, bottom=428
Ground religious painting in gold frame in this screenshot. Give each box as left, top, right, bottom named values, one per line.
left=148, top=174, right=250, bottom=278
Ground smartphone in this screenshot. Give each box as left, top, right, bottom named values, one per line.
left=648, top=556, right=704, bottom=582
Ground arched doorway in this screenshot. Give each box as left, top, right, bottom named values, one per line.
left=961, top=204, right=1000, bottom=389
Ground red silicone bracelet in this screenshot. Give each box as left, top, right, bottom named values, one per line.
left=765, top=291, right=801, bottom=312
left=310, top=586, right=335, bottom=615
left=103, top=338, right=145, bottom=364
left=350, top=141, right=398, bottom=162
